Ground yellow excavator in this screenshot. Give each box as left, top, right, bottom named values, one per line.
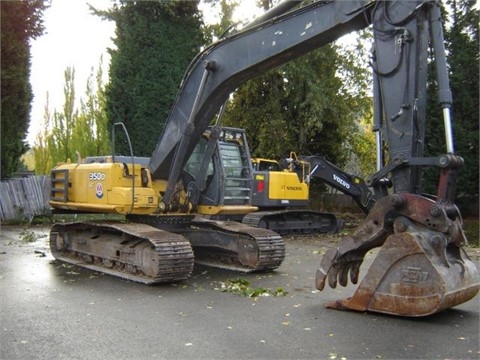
left=241, top=153, right=379, bottom=234
left=49, top=0, right=479, bottom=316
left=50, top=126, right=285, bottom=283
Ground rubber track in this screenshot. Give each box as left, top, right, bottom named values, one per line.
left=49, top=222, right=194, bottom=284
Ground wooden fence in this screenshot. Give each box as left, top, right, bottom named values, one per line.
left=0, top=176, right=51, bottom=222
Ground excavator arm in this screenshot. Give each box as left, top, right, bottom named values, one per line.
left=146, top=0, right=478, bottom=316
left=300, top=154, right=380, bottom=214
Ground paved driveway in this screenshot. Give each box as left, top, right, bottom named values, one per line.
left=1, top=225, right=479, bottom=360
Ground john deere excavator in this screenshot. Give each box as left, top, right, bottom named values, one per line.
left=49, top=0, right=479, bottom=316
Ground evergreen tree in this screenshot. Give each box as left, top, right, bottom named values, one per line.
left=97, top=1, right=206, bottom=156
left=32, top=63, right=111, bottom=174
left=1, top=0, right=47, bottom=178
left=446, top=0, right=479, bottom=197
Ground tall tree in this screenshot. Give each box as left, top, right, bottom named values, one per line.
left=32, top=92, right=53, bottom=174
left=97, top=1, right=206, bottom=156
left=1, top=0, right=47, bottom=179
left=32, top=62, right=111, bottom=174
left=48, top=67, right=78, bottom=165
left=446, top=0, right=479, bottom=197
left=71, top=60, right=111, bottom=159
left=424, top=0, right=479, bottom=197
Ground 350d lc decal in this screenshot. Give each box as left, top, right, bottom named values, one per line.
left=89, top=172, right=106, bottom=181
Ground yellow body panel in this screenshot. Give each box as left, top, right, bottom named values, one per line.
left=268, top=172, right=309, bottom=201
left=50, top=162, right=159, bottom=215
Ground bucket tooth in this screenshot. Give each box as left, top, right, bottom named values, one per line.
left=324, top=218, right=480, bottom=317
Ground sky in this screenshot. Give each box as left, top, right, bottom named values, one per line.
left=28, top=0, right=115, bottom=145
left=28, top=0, right=262, bottom=146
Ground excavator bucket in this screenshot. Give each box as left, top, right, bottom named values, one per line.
left=316, top=195, right=480, bottom=317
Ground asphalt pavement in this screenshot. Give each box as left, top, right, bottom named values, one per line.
left=1, top=224, right=479, bottom=360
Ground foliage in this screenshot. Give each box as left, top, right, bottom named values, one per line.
left=32, top=93, right=53, bottom=174
left=32, top=63, right=111, bottom=174
left=19, top=228, right=37, bottom=243
left=72, top=58, right=111, bottom=159
left=214, top=0, right=373, bottom=179
left=347, top=116, right=377, bottom=177
left=219, top=278, right=288, bottom=298
left=48, top=67, right=78, bottom=165
left=201, top=0, right=239, bottom=42
left=222, top=39, right=373, bottom=173
left=96, top=1, right=206, bottom=156
left=1, top=0, right=47, bottom=179
left=338, top=31, right=377, bottom=178
left=424, top=0, right=479, bottom=197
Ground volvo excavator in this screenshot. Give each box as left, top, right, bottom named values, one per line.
left=240, top=153, right=379, bottom=234
left=49, top=0, right=479, bottom=316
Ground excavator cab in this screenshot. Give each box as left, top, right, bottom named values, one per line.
left=184, top=127, right=257, bottom=216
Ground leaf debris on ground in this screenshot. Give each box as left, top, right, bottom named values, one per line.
left=218, top=278, right=288, bottom=298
